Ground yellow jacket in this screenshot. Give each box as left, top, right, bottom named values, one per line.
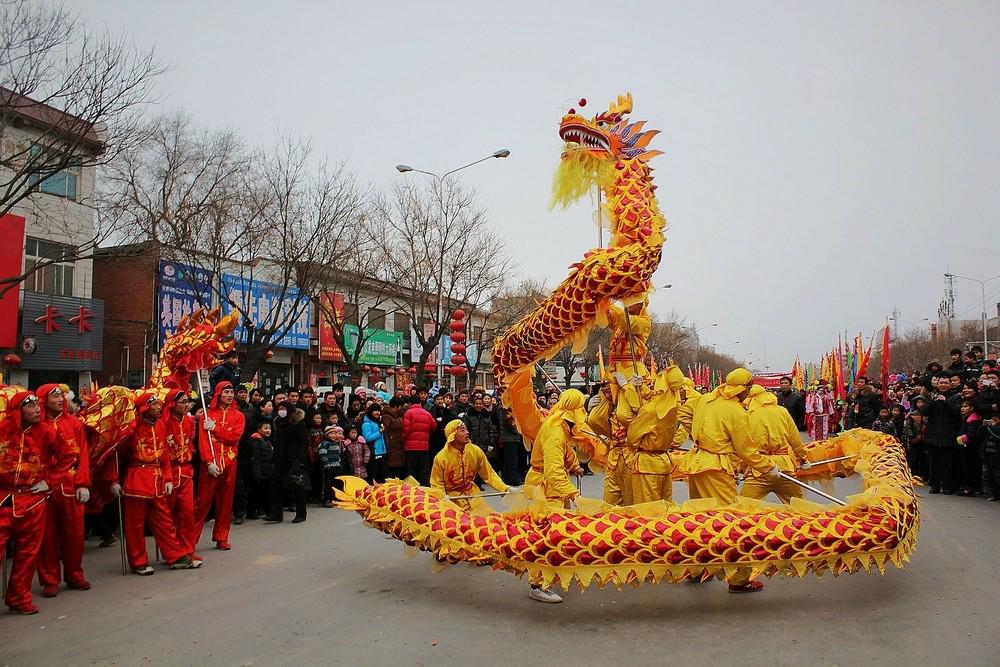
left=747, top=397, right=807, bottom=475
left=430, top=442, right=507, bottom=497
left=680, top=389, right=774, bottom=476
left=525, top=418, right=580, bottom=502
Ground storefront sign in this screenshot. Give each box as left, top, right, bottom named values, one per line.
left=20, top=292, right=104, bottom=370
left=0, top=214, right=24, bottom=347
left=158, top=259, right=214, bottom=348
left=317, top=291, right=345, bottom=362
left=221, top=273, right=310, bottom=350
left=344, top=324, right=403, bottom=366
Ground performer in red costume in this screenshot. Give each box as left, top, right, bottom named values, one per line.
left=116, top=392, right=200, bottom=575
left=0, top=391, right=62, bottom=614
left=35, top=384, right=92, bottom=597
left=161, top=389, right=198, bottom=555
left=189, top=381, right=245, bottom=551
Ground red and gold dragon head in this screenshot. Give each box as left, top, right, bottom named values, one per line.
left=558, top=93, right=663, bottom=162
left=149, top=306, right=239, bottom=390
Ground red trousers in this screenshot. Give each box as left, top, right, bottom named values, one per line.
left=190, top=462, right=237, bottom=547
left=166, top=477, right=196, bottom=554
left=123, top=495, right=187, bottom=568
left=37, top=492, right=86, bottom=588
left=0, top=501, right=46, bottom=608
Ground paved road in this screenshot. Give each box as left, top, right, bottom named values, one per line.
left=2, top=476, right=998, bottom=666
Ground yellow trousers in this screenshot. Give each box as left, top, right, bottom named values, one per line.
left=685, top=470, right=750, bottom=585
left=740, top=477, right=804, bottom=504
left=603, top=454, right=633, bottom=506
left=629, top=451, right=675, bottom=504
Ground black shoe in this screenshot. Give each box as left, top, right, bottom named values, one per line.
left=234, top=516, right=245, bottom=525
left=291, top=516, right=306, bottom=524
left=943, top=489, right=955, bottom=495
left=929, top=488, right=941, bottom=494
left=264, top=516, right=283, bottom=523
left=989, top=497, right=999, bottom=502
left=246, top=513, right=259, bottom=520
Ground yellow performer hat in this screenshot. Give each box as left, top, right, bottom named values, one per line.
left=445, top=419, right=466, bottom=446
left=719, top=367, right=753, bottom=399
left=654, top=365, right=685, bottom=393
left=549, top=388, right=588, bottom=427
left=745, top=384, right=776, bottom=411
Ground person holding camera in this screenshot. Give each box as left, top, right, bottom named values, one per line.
left=920, top=372, right=963, bottom=494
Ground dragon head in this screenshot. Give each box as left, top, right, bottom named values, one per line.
left=552, top=93, right=662, bottom=209
left=558, top=93, right=662, bottom=162
left=152, top=306, right=239, bottom=390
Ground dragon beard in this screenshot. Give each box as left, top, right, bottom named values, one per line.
left=550, top=146, right=617, bottom=210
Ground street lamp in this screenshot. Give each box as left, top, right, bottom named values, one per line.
left=396, top=149, right=511, bottom=384
left=712, top=340, right=740, bottom=353
left=693, top=323, right=718, bottom=335
left=944, top=272, right=1000, bottom=355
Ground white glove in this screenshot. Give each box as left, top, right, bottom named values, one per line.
left=630, top=374, right=644, bottom=387
left=504, top=486, right=520, bottom=495
left=76, top=487, right=91, bottom=503
left=799, top=460, right=813, bottom=470
left=30, top=480, right=50, bottom=493
left=765, top=466, right=782, bottom=479
left=207, top=462, right=222, bottom=477
left=613, top=372, right=628, bottom=387
left=165, top=481, right=174, bottom=495
left=203, top=417, right=216, bottom=432
left=111, top=483, right=122, bottom=497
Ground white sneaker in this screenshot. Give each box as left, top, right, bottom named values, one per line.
left=529, top=586, right=563, bottom=604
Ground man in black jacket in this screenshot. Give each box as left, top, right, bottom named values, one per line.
left=921, top=374, right=963, bottom=494
left=462, top=395, right=499, bottom=463
left=848, top=377, right=881, bottom=429
left=776, top=376, right=805, bottom=431
left=209, top=351, right=241, bottom=394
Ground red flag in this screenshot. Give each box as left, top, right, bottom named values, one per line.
left=880, top=322, right=891, bottom=402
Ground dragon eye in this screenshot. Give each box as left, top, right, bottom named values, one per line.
left=597, top=121, right=605, bottom=127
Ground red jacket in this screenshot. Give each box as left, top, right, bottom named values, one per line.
left=199, top=404, right=244, bottom=471
left=402, top=405, right=436, bottom=452
left=162, top=411, right=195, bottom=486
left=120, top=419, right=172, bottom=498
left=0, top=418, right=61, bottom=515
left=48, top=412, right=91, bottom=497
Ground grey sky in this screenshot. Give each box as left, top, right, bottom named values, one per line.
left=72, top=0, right=1000, bottom=370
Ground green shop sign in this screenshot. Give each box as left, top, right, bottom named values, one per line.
left=344, top=324, right=403, bottom=366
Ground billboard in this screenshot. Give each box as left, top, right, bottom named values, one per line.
left=221, top=273, right=310, bottom=349
left=317, top=291, right=345, bottom=362
left=344, top=324, right=403, bottom=366
left=0, top=214, right=25, bottom=347
left=20, top=292, right=104, bottom=370
left=158, top=259, right=214, bottom=348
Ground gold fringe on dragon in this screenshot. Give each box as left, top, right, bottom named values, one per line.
left=335, top=92, right=920, bottom=592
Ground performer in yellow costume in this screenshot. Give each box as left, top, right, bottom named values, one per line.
left=740, top=385, right=811, bottom=503
left=617, top=365, right=686, bottom=504
left=524, top=389, right=586, bottom=603
left=672, top=377, right=701, bottom=448
left=430, top=420, right=507, bottom=511
left=680, top=367, right=779, bottom=593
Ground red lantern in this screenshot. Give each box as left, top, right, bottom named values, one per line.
left=448, top=366, right=467, bottom=377
left=449, top=320, right=464, bottom=332
left=449, top=331, right=466, bottom=343
left=450, top=343, right=466, bottom=354
left=579, top=370, right=588, bottom=378
left=450, top=354, right=466, bottom=366
left=424, top=362, right=436, bottom=373
left=265, top=350, right=274, bottom=359
left=3, top=353, right=22, bottom=366
left=409, top=365, right=416, bottom=373
left=452, top=308, right=466, bottom=320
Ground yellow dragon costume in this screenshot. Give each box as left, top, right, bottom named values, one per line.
left=335, top=94, right=919, bottom=591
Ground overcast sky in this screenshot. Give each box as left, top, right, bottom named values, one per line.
left=72, top=1, right=1000, bottom=370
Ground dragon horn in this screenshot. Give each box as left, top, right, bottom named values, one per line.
left=206, top=306, right=221, bottom=323
left=190, top=308, right=205, bottom=324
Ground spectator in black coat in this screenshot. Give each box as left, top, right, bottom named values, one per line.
left=267, top=402, right=309, bottom=523
left=776, top=376, right=805, bottom=431
left=463, top=395, right=499, bottom=463
left=208, top=350, right=241, bottom=394
left=848, top=377, right=882, bottom=429
left=920, top=374, right=963, bottom=494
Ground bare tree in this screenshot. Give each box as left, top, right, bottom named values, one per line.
left=104, top=115, right=367, bottom=379
left=646, top=311, right=697, bottom=367
left=0, top=0, right=165, bottom=294
left=373, top=180, right=512, bottom=386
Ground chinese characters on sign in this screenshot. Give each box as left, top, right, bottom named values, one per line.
left=20, top=293, right=104, bottom=371
left=158, top=260, right=214, bottom=348
left=344, top=325, right=403, bottom=366
left=317, top=291, right=345, bottom=362
left=221, top=273, right=311, bottom=350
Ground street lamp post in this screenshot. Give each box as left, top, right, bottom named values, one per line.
left=944, top=272, right=1000, bottom=356
left=396, top=149, right=511, bottom=385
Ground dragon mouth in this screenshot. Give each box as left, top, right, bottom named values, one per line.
left=559, top=123, right=611, bottom=152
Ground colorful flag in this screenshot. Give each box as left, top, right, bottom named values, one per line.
left=879, top=322, right=891, bottom=402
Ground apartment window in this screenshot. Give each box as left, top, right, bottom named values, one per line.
left=366, top=307, right=386, bottom=330
left=27, top=146, right=79, bottom=200
left=393, top=311, right=410, bottom=334
left=343, top=302, right=359, bottom=326
left=23, top=236, right=75, bottom=296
